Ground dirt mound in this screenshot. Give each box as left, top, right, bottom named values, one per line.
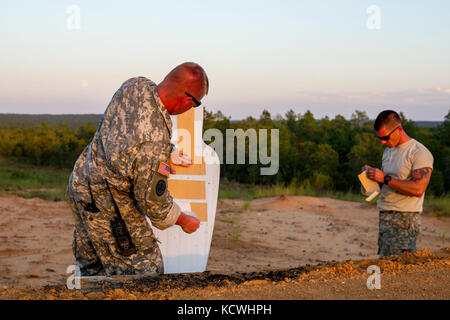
left=1, top=248, right=448, bottom=300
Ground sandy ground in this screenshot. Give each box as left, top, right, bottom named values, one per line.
left=210, top=196, right=449, bottom=272
left=0, top=193, right=449, bottom=299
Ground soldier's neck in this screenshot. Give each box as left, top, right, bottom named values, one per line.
left=157, top=84, right=176, bottom=114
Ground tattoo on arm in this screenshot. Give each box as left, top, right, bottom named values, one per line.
left=412, top=168, right=432, bottom=181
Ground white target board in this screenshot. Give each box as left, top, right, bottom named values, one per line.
left=146, top=106, right=220, bottom=274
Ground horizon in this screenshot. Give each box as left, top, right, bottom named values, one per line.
left=1, top=1, right=449, bottom=121
left=0, top=111, right=447, bottom=123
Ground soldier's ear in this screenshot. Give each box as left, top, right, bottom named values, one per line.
left=179, top=95, right=191, bottom=106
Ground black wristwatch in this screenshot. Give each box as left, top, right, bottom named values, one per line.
left=384, top=175, right=392, bottom=185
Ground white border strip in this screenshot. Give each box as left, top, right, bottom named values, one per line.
left=173, top=199, right=207, bottom=203
left=169, top=174, right=207, bottom=181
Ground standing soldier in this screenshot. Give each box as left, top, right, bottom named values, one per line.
left=68, top=62, right=209, bottom=276
left=363, top=110, right=434, bottom=257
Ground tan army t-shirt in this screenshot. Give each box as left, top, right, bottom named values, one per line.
left=377, top=138, right=434, bottom=213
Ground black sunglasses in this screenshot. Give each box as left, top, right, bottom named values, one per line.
left=185, top=92, right=201, bottom=108
left=376, top=126, right=400, bottom=141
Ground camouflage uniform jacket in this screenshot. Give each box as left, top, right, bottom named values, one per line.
left=68, top=77, right=181, bottom=275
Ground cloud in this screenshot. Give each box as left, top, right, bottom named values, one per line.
left=295, top=88, right=450, bottom=107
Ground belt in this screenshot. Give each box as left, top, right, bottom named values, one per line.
left=379, top=210, right=420, bottom=214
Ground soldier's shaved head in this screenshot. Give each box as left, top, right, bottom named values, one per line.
left=157, top=62, right=209, bottom=115
left=162, top=62, right=209, bottom=96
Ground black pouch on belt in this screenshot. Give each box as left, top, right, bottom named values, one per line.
left=104, top=179, right=136, bottom=256
left=110, top=217, right=136, bottom=256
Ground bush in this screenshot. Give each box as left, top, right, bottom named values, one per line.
left=312, top=173, right=334, bottom=191
left=0, top=123, right=95, bottom=168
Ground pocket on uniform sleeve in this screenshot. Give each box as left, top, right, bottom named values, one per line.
left=145, top=160, right=171, bottom=203
left=149, top=172, right=169, bottom=203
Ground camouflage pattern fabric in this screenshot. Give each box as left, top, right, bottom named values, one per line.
left=378, top=211, right=420, bottom=257
left=67, top=77, right=181, bottom=276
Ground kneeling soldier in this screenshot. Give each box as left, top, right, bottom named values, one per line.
left=68, top=62, right=209, bottom=275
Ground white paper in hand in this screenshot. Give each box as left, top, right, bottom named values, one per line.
left=358, top=171, right=380, bottom=202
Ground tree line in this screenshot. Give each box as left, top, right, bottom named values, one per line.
left=0, top=109, right=448, bottom=195
left=204, top=109, right=449, bottom=196
left=0, top=123, right=97, bottom=168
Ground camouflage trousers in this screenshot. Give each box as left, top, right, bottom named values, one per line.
left=68, top=190, right=164, bottom=277
left=378, top=211, right=420, bottom=257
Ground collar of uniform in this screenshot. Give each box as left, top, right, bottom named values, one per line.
left=151, top=85, right=173, bottom=138
left=395, top=138, right=414, bottom=149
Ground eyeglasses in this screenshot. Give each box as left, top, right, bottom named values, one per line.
left=376, top=126, right=400, bottom=141
left=185, top=92, right=201, bottom=108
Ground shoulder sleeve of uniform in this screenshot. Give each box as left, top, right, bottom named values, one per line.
left=412, top=143, right=434, bottom=171
left=102, top=77, right=160, bottom=161
left=131, top=142, right=180, bottom=230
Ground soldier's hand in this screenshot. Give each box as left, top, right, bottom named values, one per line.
left=366, top=167, right=385, bottom=184
left=169, top=148, right=192, bottom=174
left=175, top=212, right=200, bottom=234
left=362, top=165, right=372, bottom=172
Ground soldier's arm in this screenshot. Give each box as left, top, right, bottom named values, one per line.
left=131, top=143, right=181, bottom=230
left=386, top=167, right=432, bottom=197
left=385, top=147, right=434, bottom=197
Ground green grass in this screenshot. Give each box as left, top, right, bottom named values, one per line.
left=0, top=157, right=70, bottom=201
left=219, top=179, right=366, bottom=203
left=424, top=195, right=450, bottom=217
left=218, top=182, right=258, bottom=200
left=219, top=179, right=450, bottom=217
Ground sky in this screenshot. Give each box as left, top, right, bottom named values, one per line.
left=1, top=0, right=449, bottom=121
